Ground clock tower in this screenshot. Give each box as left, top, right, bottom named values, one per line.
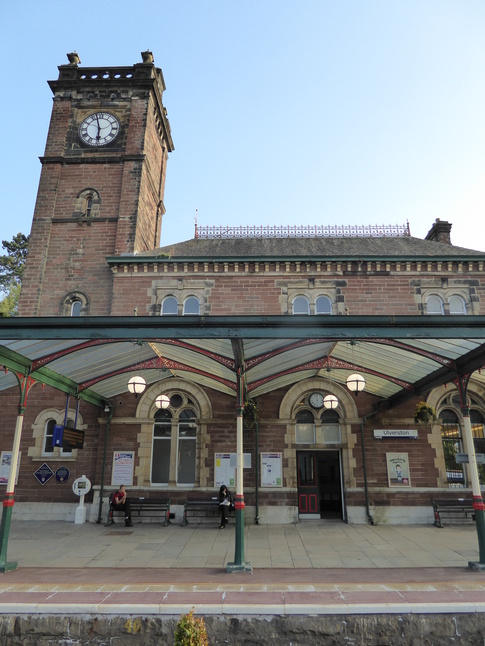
left=19, top=51, right=174, bottom=316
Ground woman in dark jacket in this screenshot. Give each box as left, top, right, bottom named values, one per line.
left=218, top=484, right=233, bottom=529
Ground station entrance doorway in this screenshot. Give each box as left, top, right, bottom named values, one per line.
left=297, top=450, right=344, bottom=520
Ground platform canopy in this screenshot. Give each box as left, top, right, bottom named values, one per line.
left=1, top=315, right=485, bottom=408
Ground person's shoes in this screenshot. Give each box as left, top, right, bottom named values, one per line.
left=125, top=521, right=133, bottom=527
left=218, top=524, right=225, bottom=529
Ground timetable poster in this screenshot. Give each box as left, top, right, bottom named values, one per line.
left=214, top=453, right=235, bottom=488
left=111, top=451, right=134, bottom=486
left=261, top=452, right=282, bottom=487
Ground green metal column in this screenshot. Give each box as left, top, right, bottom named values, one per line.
left=227, top=369, right=252, bottom=573
left=0, top=374, right=36, bottom=573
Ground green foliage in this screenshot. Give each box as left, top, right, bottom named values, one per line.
left=243, top=399, right=260, bottom=429
left=174, top=609, right=209, bottom=646
left=0, top=233, right=29, bottom=316
left=414, top=401, right=437, bottom=424
left=0, top=283, right=21, bottom=317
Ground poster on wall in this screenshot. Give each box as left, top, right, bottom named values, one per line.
left=261, top=452, right=282, bottom=487
left=386, top=452, right=411, bottom=487
left=0, top=451, right=21, bottom=485
left=215, top=453, right=236, bottom=488
left=111, top=451, right=134, bottom=486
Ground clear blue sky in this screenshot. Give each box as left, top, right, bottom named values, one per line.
left=2, top=1, right=485, bottom=250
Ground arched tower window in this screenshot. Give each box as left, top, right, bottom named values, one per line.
left=61, top=292, right=89, bottom=317
left=70, top=300, right=82, bottom=316
left=72, top=188, right=101, bottom=220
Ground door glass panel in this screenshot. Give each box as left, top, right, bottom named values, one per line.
left=298, top=453, right=315, bottom=485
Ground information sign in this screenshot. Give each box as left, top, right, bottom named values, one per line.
left=215, top=453, right=235, bottom=487
left=111, top=451, right=134, bottom=486
left=261, top=452, right=283, bottom=487
left=33, top=463, right=54, bottom=485
left=56, top=466, right=70, bottom=482
left=62, top=427, right=84, bottom=449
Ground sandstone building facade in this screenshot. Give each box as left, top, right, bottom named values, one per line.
left=2, top=53, right=485, bottom=526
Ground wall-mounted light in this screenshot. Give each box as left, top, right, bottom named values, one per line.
left=346, top=373, right=366, bottom=395
left=155, top=394, right=170, bottom=409
left=323, top=394, right=339, bottom=409
left=127, top=375, right=147, bottom=398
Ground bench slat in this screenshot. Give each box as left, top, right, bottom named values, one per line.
left=107, top=497, right=171, bottom=526
left=431, top=498, right=475, bottom=528
left=183, top=497, right=221, bottom=526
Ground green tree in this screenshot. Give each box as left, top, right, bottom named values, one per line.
left=0, top=233, right=29, bottom=316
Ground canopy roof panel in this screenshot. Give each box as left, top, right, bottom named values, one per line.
left=1, top=316, right=485, bottom=408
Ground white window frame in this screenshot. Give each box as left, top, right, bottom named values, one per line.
left=315, top=295, right=333, bottom=315
left=161, top=296, right=178, bottom=316
left=183, top=296, right=200, bottom=316
left=426, top=295, right=444, bottom=315
left=292, top=295, right=310, bottom=315
left=449, top=294, right=467, bottom=315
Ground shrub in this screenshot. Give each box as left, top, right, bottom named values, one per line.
left=174, top=609, right=209, bottom=646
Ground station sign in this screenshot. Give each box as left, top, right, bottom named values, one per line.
left=374, top=429, right=418, bottom=439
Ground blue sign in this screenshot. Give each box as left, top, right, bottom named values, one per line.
left=56, top=467, right=70, bottom=483
left=53, top=425, right=64, bottom=447
left=33, top=463, right=54, bottom=485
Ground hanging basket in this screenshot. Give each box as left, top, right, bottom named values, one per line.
left=414, top=401, right=437, bottom=424
left=243, top=399, right=260, bottom=429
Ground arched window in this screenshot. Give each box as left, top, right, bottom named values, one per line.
left=295, top=409, right=315, bottom=443
left=152, top=409, right=172, bottom=484
left=177, top=409, right=197, bottom=484
left=315, top=296, right=332, bottom=315
left=71, top=300, right=82, bottom=316
left=43, top=417, right=74, bottom=455
left=320, top=408, right=341, bottom=443
left=151, top=397, right=200, bottom=485
left=440, top=409, right=465, bottom=486
left=43, top=419, right=56, bottom=454
left=161, top=296, right=178, bottom=316
left=449, top=295, right=467, bottom=315
left=426, top=295, right=444, bottom=315
left=62, top=292, right=88, bottom=317
left=85, top=195, right=93, bottom=218
left=183, top=296, right=200, bottom=316
left=292, top=296, right=310, bottom=315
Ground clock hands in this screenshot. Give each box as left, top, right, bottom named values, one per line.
left=95, top=114, right=101, bottom=142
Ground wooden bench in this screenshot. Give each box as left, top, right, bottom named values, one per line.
left=432, top=498, right=475, bottom=528
left=182, top=496, right=221, bottom=526
left=107, top=497, right=171, bottom=526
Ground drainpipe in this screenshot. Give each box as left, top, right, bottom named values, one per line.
left=361, top=409, right=378, bottom=526
left=96, top=403, right=114, bottom=524
left=254, top=421, right=259, bottom=524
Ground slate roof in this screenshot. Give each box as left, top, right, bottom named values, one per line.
left=134, top=234, right=485, bottom=261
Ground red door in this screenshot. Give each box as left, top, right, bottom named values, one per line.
left=297, top=452, right=319, bottom=515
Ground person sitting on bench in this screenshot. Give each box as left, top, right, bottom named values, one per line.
left=112, top=484, right=133, bottom=527
left=218, top=484, right=233, bottom=529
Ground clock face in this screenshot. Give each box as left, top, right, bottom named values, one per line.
left=309, top=392, right=324, bottom=409
left=79, top=112, right=120, bottom=147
